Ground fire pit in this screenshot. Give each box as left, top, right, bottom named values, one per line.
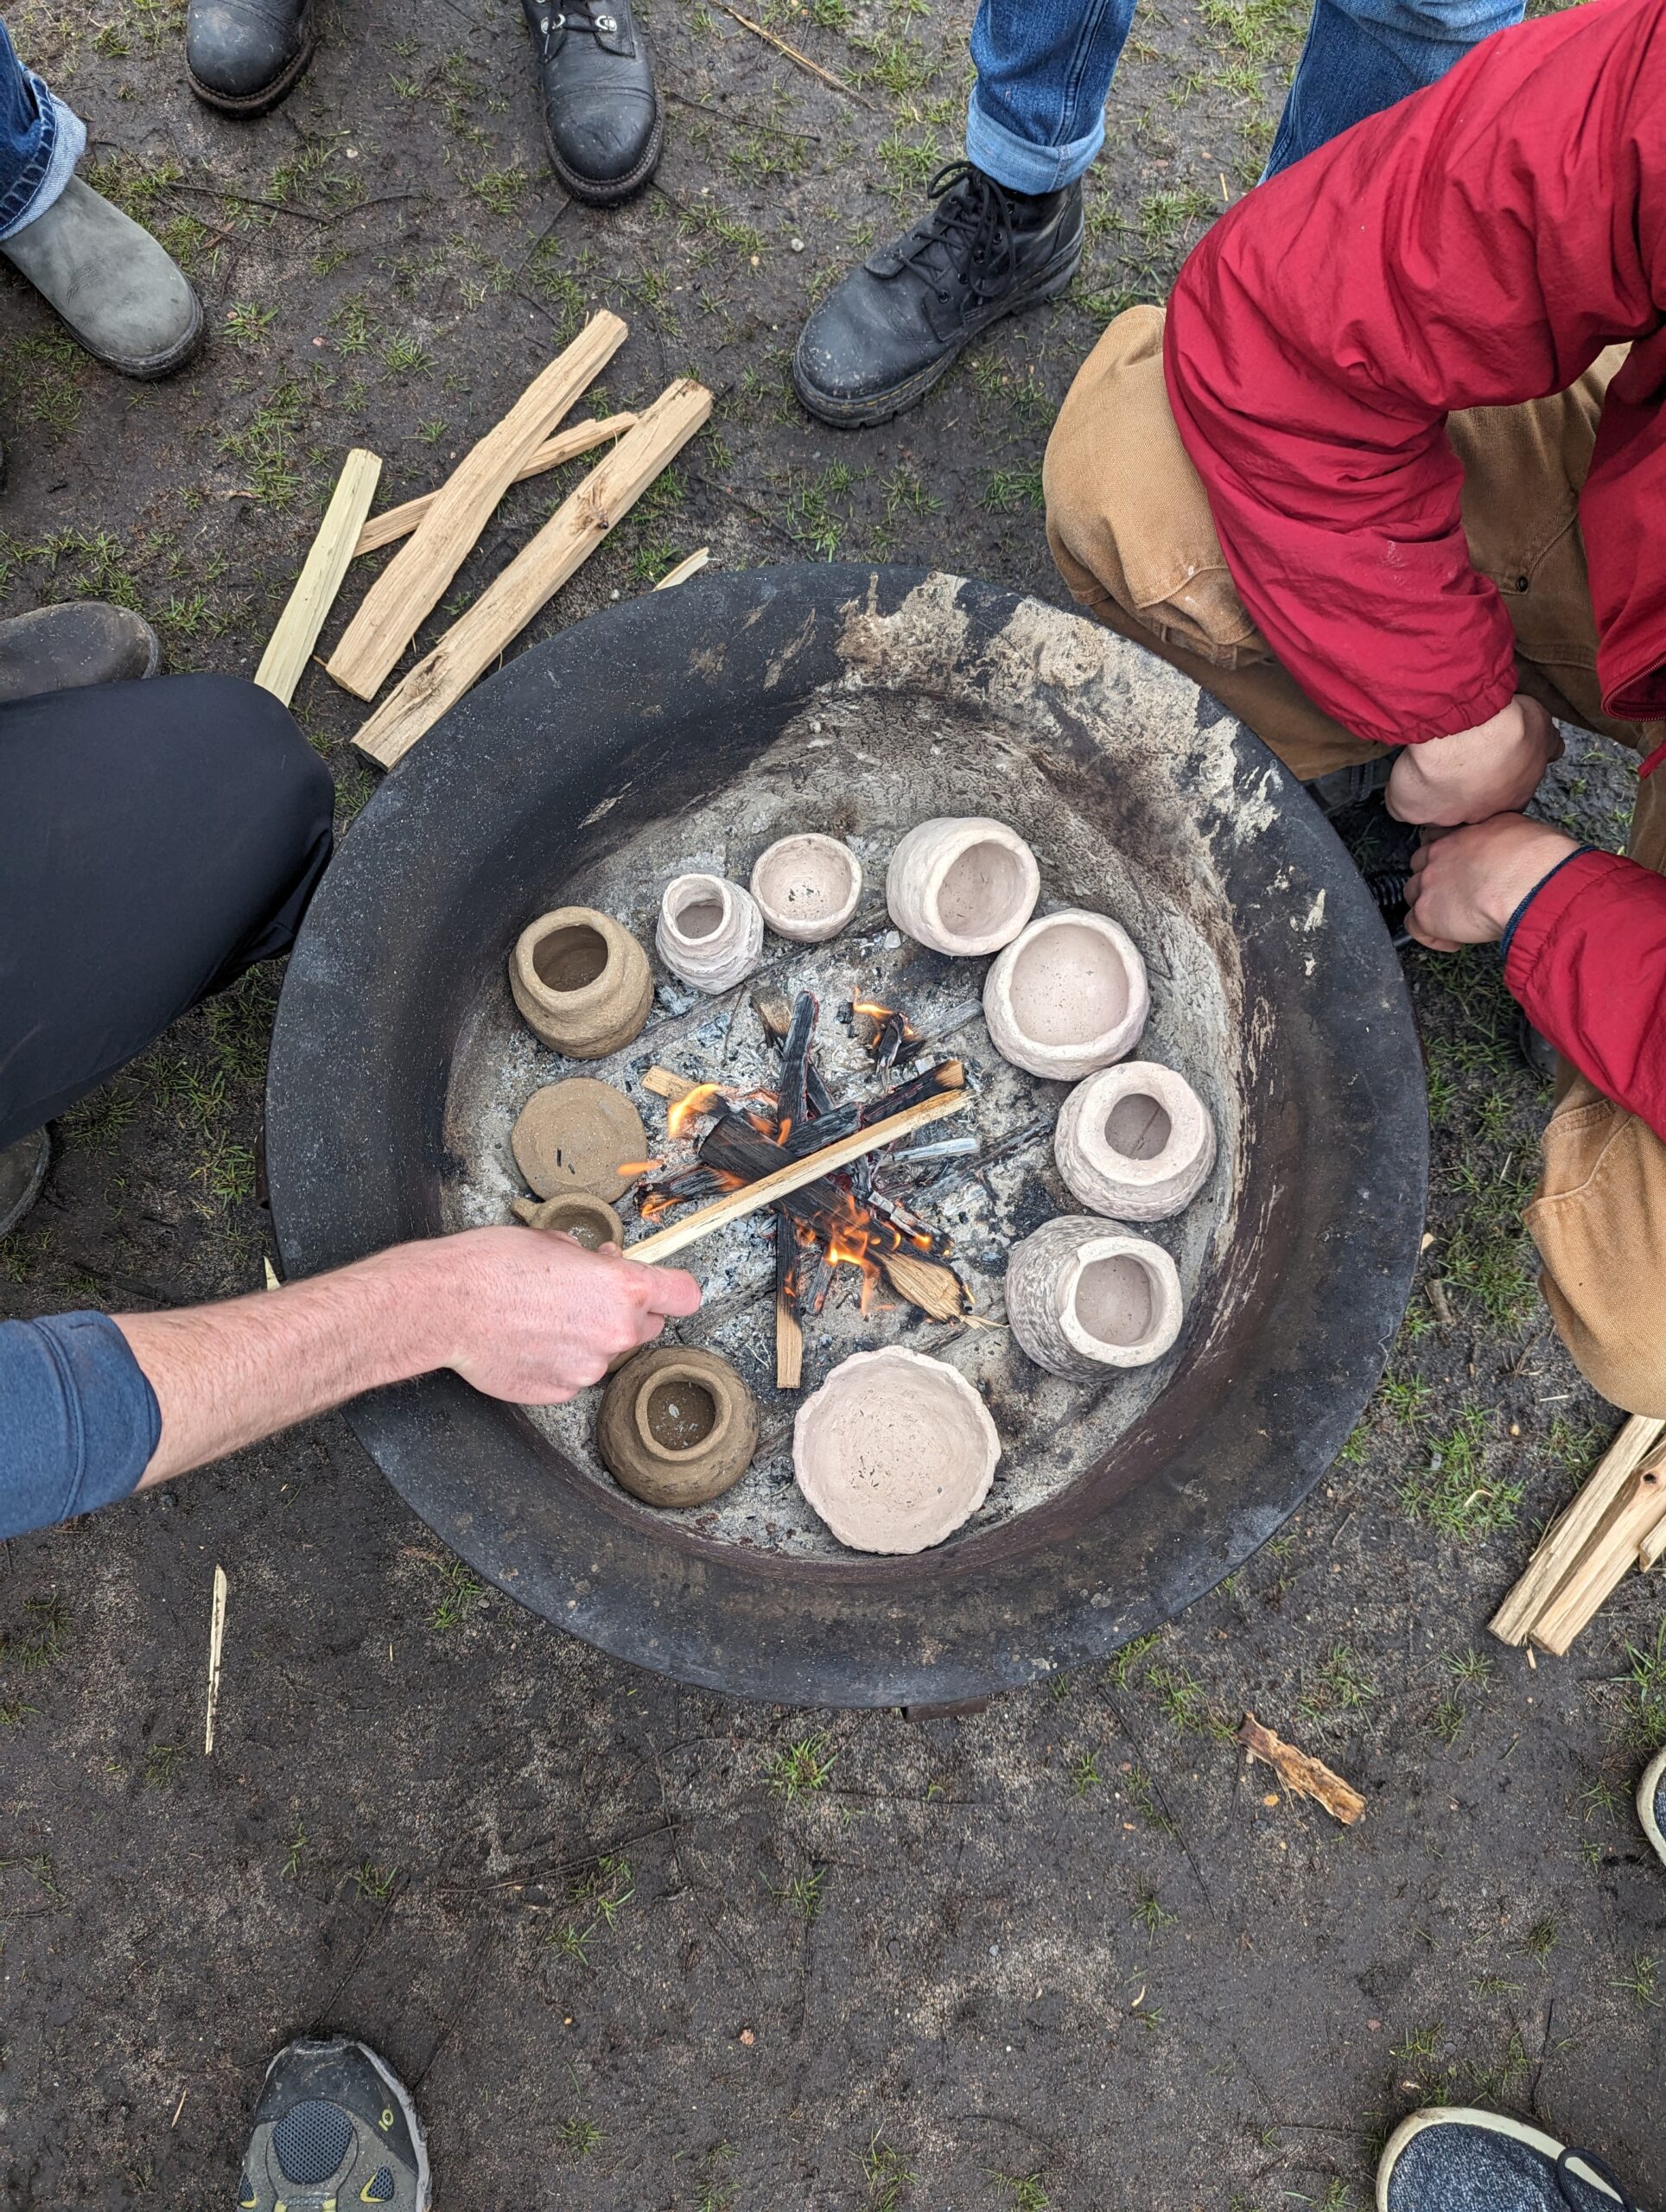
left=265, top=565, right=1427, bottom=1708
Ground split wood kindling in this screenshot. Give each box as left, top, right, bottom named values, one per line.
left=350, top=414, right=638, bottom=557
left=1489, top=1413, right=1666, bottom=1655
left=253, top=447, right=383, bottom=705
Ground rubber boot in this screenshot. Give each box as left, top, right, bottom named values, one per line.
left=1, top=175, right=204, bottom=378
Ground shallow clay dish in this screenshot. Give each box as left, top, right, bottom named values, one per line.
left=511, top=1077, right=646, bottom=1203
left=1055, top=1061, right=1217, bottom=1221
left=597, top=1345, right=760, bottom=1508
left=749, top=833, right=863, bottom=943
left=983, top=907, right=1149, bottom=1080
left=885, top=816, right=1040, bottom=957
left=793, top=1345, right=1001, bottom=1554
left=509, top=905, right=652, bottom=1058
left=512, top=1190, right=625, bottom=1249
left=1005, top=1215, right=1184, bottom=1376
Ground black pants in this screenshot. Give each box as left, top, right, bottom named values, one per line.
left=0, top=672, right=334, bottom=1149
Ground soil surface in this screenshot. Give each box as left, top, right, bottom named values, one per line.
left=3, top=0, right=1663, bottom=2207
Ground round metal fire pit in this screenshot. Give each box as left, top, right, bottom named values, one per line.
left=266, top=564, right=1426, bottom=1708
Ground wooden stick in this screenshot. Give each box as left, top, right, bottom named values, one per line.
left=351, top=414, right=637, bottom=557
left=775, top=1232, right=803, bottom=1390
left=1640, top=1516, right=1666, bottom=1572
left=1490, top=1413, right=1666, bottom=1644
left=253, top=447, right=383, bottom=703
left=327, top=310, right=627, bottom=700
left=708, top=0, right=872, bottom=101
left=652, top=546, right=711, bottom=591
left=626, top=1089, right=969, bottom=1262
left=642, top=1065, right=698, bottom=1102
left=1531, top=1446, right=1666, bottom=1656
left=204, top=1563, right=228, bottom=1755
left=354, top=378, right=712, bottom=769
left=1239, top=1713, right=1365, bottom=1826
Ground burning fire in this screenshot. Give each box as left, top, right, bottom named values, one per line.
left=667, top=1082, right=728, bottom=1139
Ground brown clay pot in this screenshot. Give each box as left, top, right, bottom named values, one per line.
left=511, top=1191, right=626, bottom=1249
left=596, top=1345, right=760, bottom=1508
left=509, top=905, right=653, bottom=1058
left=511, top=1077, right=647, bottom=1203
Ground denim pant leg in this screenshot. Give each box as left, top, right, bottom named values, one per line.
left=965, top=0, right=1138, bottom=193
left=1264, top=0, right=1523, bottom=175
left=0, top=16, right=85, bottom=242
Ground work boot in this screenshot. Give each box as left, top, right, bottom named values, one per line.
left=1377, top=2107, right=1638, bottom=2210
left=1638, top=1745, right=1666, bottom=1870
left=0, top=601, right=160, bottom=702
left=792, top=161, right=1084, bottom=428
left=521, top=0, right=661, bottom=207
left=238, top=2037, right=431, bottom=2212
left=187, top=0, right=314, bottom=114
left=0, top=1130, right=49, bottom=1240
left=0, top=177, right=202, bottom=378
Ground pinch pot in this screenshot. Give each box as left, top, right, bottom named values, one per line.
left=509, top=904, right=652, bottom=1058
left=793, top=1345, right=1001, bottom=1554
left=885, top=816, right=1040, bottom=957
left=597, top=1345, right=760, bottom=1508
left=1055, top=1061, right=1217, bottom=1221
left=983, top=907, right=1148, bottom=1080
left=749, top=833, right=863, bottom=943
left=657, top=873, right=764, bottom=993
left=1005, top=1215, right=1184, bottom=1377
left=511, top=1190, right=626, bottom=1249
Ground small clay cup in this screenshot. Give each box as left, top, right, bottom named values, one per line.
left=749, top=833, right=863, bottom=944
left=596, top=1345, right=760, bottom=1508
left=793, top=1345, right=1001, bottom=1554
left=657, top=873, right=764, bottom=993
left=1005, top=1215, right=1184, bottom=1377
left=1055, top=1061, right=1217, bottom=1222
left=510, top=905, right=653, bottom=1058
left=885, top=816, right=1040, bottom=957
left=512, top=1191, right=625, bottom=1249
left=983, top=907, right=1149, bottom=1080
left=511, top=1077, right=647, bottom=1203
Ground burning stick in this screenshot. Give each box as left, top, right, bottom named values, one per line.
left=854, top=995, right=919, bottom=1071
left=775, top=1224, right=804, bottom=1390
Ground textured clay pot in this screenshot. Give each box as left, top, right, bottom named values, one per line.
left=1005, top=1215, right=1184, bottom=1377
left=793, top=1345, right=1001, bottom=1554
left=749, top=833, right=863, bottom=943
left=596, top=1345, right=760, bottom=1508
left=656, top=873, right=765, bottom=993
left=509, top=905, right=653, bottom=1058
left=982, top=908, right=1149, bottom=1080
left=511, top=1190, right=626, bottom=1249
left=885, top=816, right=1040, bottom=957
left=511, top=1077, right=647, bottom=1203
left=1055, top=1061, right=1217, bottom=1222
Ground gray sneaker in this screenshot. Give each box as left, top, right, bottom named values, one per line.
left=238, top=2037, right=431, bottom=2211
left=1638, top=1745, right=1666, bottom=1871
left=0, top=601, right=161, bottom=702
left=1378, top=2108, right=1639, bottom=2212
left=0, top=1130, right=49, bottom=1239
left=0, top=175, right=203, bottom=378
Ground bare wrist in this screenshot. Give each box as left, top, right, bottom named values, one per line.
left=342, top=1238, right=467, bottom=1385
left=1482, top=824, right=1581, bottom=935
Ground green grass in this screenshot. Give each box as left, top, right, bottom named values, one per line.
left=991, top=2173, right=1050, bottom=2212
left=557, top=2116, right=602, bottom=2158
left=1613, top=1951, right=1662, bottom=2010
left=218, top=378, right=307, bottom=507
left=980, top=463, right=1045, bottom=513
left=1519, top=1915, right=1557, bottom=1963
left=428, top=1559, right=485, bottom=1632
left=143, top=1743, right=184, bottom=1788
left=1132, top=1884, right=1176, bottom=1935
left=863, top=2136, right=912, bottom=2210
left=282, top=1827, right=308, bottom=1879
left=0, top=331, right=86, bottom=440
left=766, top=1730, right=838, bottom=1802
left=224, top=302, right=278, bottom=348
left=1401, top=1409, right=1522, bottom=1541
left=774, top=1866, right=826, bottom=1921
left=352, top=1861, right=397, bottom=1900
left=1613, top=1619, right=1666, bottom=1752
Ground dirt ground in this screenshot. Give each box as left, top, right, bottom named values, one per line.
left=3, top=0, right=1663, bottom=2205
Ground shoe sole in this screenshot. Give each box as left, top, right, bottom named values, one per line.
left=542, top=99, right=664, bottom=207
left=1638, top=1745, right=1666, bottom=1869
left=1376, top=2108, right=1624, bottom=2212
left=792, top=235, right=1084, bottom=429
left=258, top=2038, right=432, bottom=2212
left=187, top=19, right=316, bottom=116
left=64, top=283, right=207, bottom=381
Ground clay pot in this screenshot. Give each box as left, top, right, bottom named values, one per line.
left=1005, top=1215, right=1183, bottom=1377
left=793, top=1345, right=1001, bottom=1554
left=512, top=1190, right=625, bottom=1249
left=596, top=1345, right=760, bottom=1508
left=885, top=816, right=1040, bottom=957
left=509, top=905, right=653, bottom=1058
left=656, top=873, right=764, bottom=993
left=1055, top=1061, right=1217, bottom=1222
left=511, top=1077, right=647, bottom=1203
left=749, top=833, right=862, bottom=943
left=982, top=908, right=1148, bottom=1080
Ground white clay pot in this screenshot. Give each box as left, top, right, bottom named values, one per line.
left=982, top=908, right=1148, bottom=1080
left=749, top=833, right=863, bottom=944
left=793, top=1345, right=1001, bottom=1554
left=885, top=816, right=1040, bottom=957
left=656, top=873, right=764, bottom=994
left=1055, top=1061, right=1217, bottom=1222
left=1005, top=1215, right=1184, bottom=1377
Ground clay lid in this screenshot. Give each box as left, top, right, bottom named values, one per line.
left=793, top=1346, right=1001, bottom=1554
left=511, top=1077, right=647, bottom=1202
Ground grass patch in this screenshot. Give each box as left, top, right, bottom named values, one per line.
left=1400, top=1409, right=1522, bottom=1541
left=766, top=1729, right=837, bottom=1802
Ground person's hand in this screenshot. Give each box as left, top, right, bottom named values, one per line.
left=397, top=1226, right=702, bottom=1403
left=1387, top=695, right=1562, bottom=827
left=1403, top=815, right=1580, bottom=951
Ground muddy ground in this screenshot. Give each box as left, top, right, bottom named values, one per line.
left=3, top=0, right=1663, bottom=2205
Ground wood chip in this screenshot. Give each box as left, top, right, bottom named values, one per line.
left=641, top=1065, right=699, bottom=1102
left=204, top=1564, right=229, bottom=1756
left=652, top=546, right=711, bottom=591
left=253, top=447, right=383, bottom=704
left=1238, top=1713, right=1364, bottom=1826
left=351, top=413, right=637, bottom=557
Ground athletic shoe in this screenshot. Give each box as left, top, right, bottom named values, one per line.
left=1378, top=2107, right=1641, bottom=2212
left=238, top=2037, right=431, bottom=2211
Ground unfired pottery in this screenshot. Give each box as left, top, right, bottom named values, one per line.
left=511, top=1077, right=647, bottom=1204
left=1054, top=1061, right=1217, bottom=1221
left=982, top=907, right=1148, bottom=1079
left=509, top=905, right=653, bottom=1058
left=749, top=833, right=863, bottom=943
left=885, top=816, right=1040, bottom=957
left=793, top=1345, right=1001, bottom=1554
left=596, top=1345, right=760, bottom=1507
left=657, top=873, right=765, bottom=993
left=1005, top=1215, right=1183, bottom=1377
left=512, top=1190, right=626, bottom=1249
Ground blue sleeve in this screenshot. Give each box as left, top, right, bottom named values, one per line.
left=0, top=1312, right=161, bottom=1539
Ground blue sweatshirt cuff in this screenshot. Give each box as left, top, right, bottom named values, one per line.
left=0, top=1312, right=161, bottom=1539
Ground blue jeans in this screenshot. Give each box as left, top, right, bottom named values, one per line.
left=0, top=16, right=84, bottom=243
left=964, top=0, right=1523, bottom=194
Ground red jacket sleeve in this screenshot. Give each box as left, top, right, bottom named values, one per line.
left=1164, top=0, right=1666, bottom=747
left=1505, top=850, right=1666, bottom=1138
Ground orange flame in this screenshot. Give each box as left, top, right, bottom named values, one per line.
left=614, top=1159, right=664, bottom=1179
left=667, top=1083, right=728, bottom=1139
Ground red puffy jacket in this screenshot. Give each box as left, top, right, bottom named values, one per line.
left=1163, top=0, right=1666, bottom=1134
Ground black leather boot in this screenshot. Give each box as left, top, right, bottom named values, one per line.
left=793, top=162, right=1084, bottom=428
left=521, top=0, right=661, bottom=207
left=187, top=0, right=315, bottom=115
